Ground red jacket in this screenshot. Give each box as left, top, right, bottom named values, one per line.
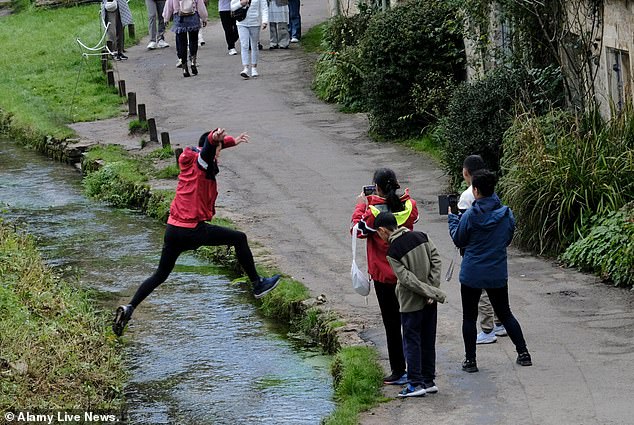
left=351, top=189, right=419, bottom=284
left=167, top=136, right=236, bottom=228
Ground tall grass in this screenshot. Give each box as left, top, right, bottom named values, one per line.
left=0, top=221, right=125, bottom=410
left=499, top=107, right=634, bottom=254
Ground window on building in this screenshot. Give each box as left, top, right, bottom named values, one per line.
left=607, top=48, right=632, bottom=113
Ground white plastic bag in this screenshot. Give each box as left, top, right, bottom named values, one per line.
left=351, top=224, right=371, bottom=296
left=104, top=0, right=118, bottom=12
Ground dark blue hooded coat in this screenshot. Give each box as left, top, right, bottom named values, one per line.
left=448, top=193, right=515, bottom=288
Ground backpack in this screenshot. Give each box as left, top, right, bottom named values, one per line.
left=179, top=0, right=195, bottom=16
left=231, top=0, right=250, bottom=21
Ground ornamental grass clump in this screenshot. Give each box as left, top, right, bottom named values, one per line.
left=499, top=108, right=634, bottom=255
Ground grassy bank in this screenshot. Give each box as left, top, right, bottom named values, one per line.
left=0, top=0, right=149, bottom=140
left=0, top=221, right=125, bottom=410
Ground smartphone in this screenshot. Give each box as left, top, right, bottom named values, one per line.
left=363, top=185, right=376, bottom=196
left=448, top=194, right=459, bottom=213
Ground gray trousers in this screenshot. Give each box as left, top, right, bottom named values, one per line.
left=145, top=0, right=166, bottom=42
left=105, top=9, right=124, bottom=53
left=269, top=22, right=289, bottom=48
left=479, top=291, right=500, bottom=333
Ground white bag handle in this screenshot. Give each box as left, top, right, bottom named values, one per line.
left=351, top=224, right=371, bottom=300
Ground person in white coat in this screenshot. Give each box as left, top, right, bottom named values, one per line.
left=231, top=0, right=268, bottom=78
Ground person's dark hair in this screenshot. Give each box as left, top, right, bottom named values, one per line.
left=374, top=211, right=398, bottom=231
left=373, top=168, right=404, bottom=212
left=471, top=169, right=497, bottom=197
left=198, top=131, right=211, bottom=147
left=463, top=155, right=486, bottom=176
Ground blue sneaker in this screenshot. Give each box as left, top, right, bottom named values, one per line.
left=384, top=372, right=408, bottom=385
left=423, top=381, right=438, bottom=394
left=253, top=274, right=281, bottom=298
left=397, top=383, right=426, bottom=398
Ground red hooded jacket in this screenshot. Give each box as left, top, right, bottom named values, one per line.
left=351, top=189, right=419, bottom=284
left=167, top=136, right=236, bottom=228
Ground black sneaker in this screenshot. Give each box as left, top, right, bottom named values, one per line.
left=383, top=372, right=407, bottom=385
left=516, top=351, right=532, bottom=366
left=118, top=52, right=128, bottom=60
left=423, top=381, right=438, bottom=394
left=113, top=304, right=134, bottom=336
left=462, top=358, right=478, bottom=373
left=253, top=274, right=281, bottom=298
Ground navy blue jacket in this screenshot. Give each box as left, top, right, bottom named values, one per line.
left=448, top=193, right=515, bottom=288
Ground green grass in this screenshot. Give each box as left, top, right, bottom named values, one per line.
left=0, top=0, right=149, bottom=140
left=323, top=346, right=385, bottom=425
left=301, top=21, right=328, bottom=53
left=0, top=221, right=125, bottom=410
left=399, top=131, right=443, bottom=162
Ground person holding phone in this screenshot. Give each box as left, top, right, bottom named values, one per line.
left=112, top=128, right=281, bottom=337
left=351, top=168, right=419, bottom=385
left=448, top=170, right=532, bottom=372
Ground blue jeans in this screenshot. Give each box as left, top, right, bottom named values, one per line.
left=461, top=284, right=528, bottom=360
left=288, top=0, right=301, bottom=39
left=401, top=303, right=437, bottom=386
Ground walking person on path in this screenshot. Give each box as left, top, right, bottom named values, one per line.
left=113, top=129, right=281, bottom=337
left=351, top=168, right=419, bottom=386
left=267, top=0, right=289, bottom=49
left=287, top=0, right=300, bottom=42
left=163, top=0, right=208, bottom=77
left=145, top=0, right=170, bottom=49
left=375, top=212, right=446, bottom=398
left=101, top=0, right=134, bottom=60
left=219, top=0, right=239, bottom=55
left=448, top=170, right=532, bottom=372
left=231, top=0, right=268, bottom=78
left=458, top=155, right=507, bottom=345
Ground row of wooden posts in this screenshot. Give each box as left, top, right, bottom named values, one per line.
left=101, top=37, right=183, bottom=162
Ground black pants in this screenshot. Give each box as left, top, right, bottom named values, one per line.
left=461, top=284, right=528, bottom=360
left=374, top=281, right=405, bottom=376
left=401, top=303, right=437, bottom=385
left=219, top=11, right=239, bottom=49
left=176, top=30, right=199, bottom=61
left=129, top=223, right=259, bottom=307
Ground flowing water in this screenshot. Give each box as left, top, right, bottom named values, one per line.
left=0, top=141, right=334, bottom=424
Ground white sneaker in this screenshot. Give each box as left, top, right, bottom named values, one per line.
left=228, top=48, right=238, bottom=56
left=157, top=39, right=170, bottom=48
left=476, top=331, right=497, bottom=344
left=240, top=67, right=250, bottom=79
left=147, top=41, right=157, bottom=50
left=290, top=37, right=299, bottom=43
left=494, top=324, right=508, bottom=336
left=176, top=58, right=182, bottom=68
left=251, top=67, right=259, bottom=78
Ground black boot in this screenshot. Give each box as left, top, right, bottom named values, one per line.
left=182, top=59, right=190, bottom=77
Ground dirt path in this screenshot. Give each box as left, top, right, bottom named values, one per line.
left=71, top=2, right=634, bottom=424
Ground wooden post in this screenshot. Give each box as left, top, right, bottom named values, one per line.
left=118, top=80, right=126, bottom=97
left=106, top=70, right=115, bottom=87
left=127, top=24, right=135, bottom=39
left=101, top=52, right=108, bottom=73
left=161, top=132, right=171, bottom=148
left=174, top=147, right=183, bottom=165
left=148, top=118, right=158, bottom=143
left=128, top=92, right=137, bottom=116
left=138, top=104, right=147, bottom=122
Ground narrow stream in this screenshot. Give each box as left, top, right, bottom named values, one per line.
left=0, top=141, right=334, bottom=424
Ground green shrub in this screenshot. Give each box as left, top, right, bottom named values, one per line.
left=499, top=108, right=634, bottom=254
left=154, top=164, right=180, bottom=179
left=440, top=67, right=525, bottom=187
left=129, top=119, right=148, bottom=134
left=561, top=203, right=634, bottom=287
left=359, top=0, right=465, bottom=139
left=313, top=47, right=366, bottom=111
left=312, top=5, right=376, bottom=111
